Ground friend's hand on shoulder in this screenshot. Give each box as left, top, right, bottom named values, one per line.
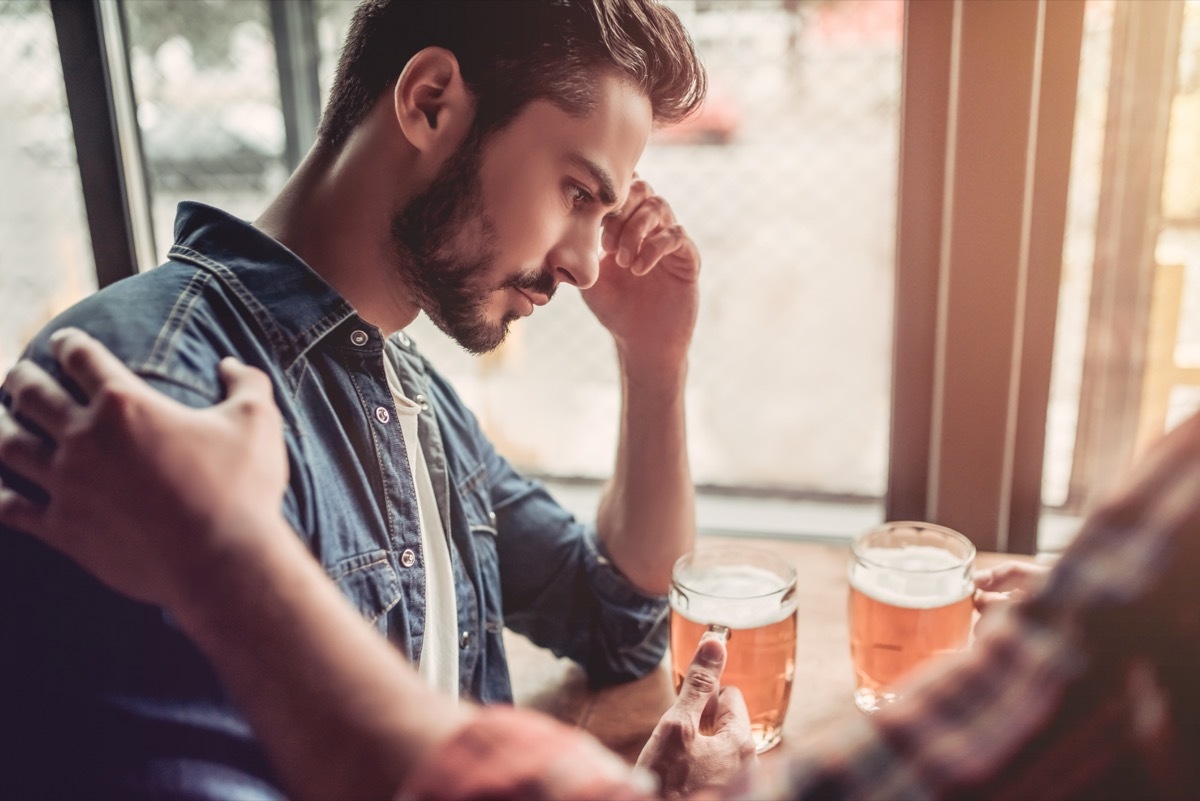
left=0, top=327, right=287, bottom=608
left=636, top=635, right=757, bottom=801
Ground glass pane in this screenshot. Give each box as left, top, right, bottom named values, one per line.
left=1042, top=0, right=1114, bottom=516
left=124, top=0, right=288, bottom=258
left=0, top=0, right=96, bottom=370
left=1043, top=0, right=1200, bottom=551
left=1156, top=0, right=1200, bottom=423
left=316, top=0, right=901, bottom=500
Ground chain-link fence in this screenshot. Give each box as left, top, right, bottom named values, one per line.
left=122, top=0, right=289, bottom=256
left=0, top=0, right=95, bottom=372
left=4, top=0, right=902, bottom=498
left=392, top=0, right=903, bottom=497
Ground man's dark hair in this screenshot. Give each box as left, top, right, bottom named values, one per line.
left=316, top=0, right=707, bottom=149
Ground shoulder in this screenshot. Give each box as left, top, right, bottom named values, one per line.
left=21, top=263, right=239, bottom=407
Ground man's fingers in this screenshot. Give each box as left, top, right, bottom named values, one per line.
left=0, top=483, right=44, bottom=537
left=601, top=178, right=653, bottom=253
left=974, top=561, right=1049, bottom=594
left=712, top=686, right=751, bottom=733
left=628, top=226, right=687, bottom=276
left=49, top=328, right=136, bottom=401
left=676, top=635, right=726, bottom=713
left=2, top=360, right=76, bottom=437
left=613, top=198, right=674, bottom=270
left=974, top=589, right=1016, bottom=613
left=0, top=406, right=53, bottom=487
left=217, top=358, right=273, bottom=404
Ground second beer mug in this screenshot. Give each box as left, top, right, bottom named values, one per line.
left=848, top=521, right=975, bottom=713
left=669, top=545, right=797, bottom=753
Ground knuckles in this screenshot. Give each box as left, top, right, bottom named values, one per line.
left=684, top=665, right=720, bottom=696
left=58, top=339, right=94, bottom=378
left=656, top=712, right=698, bottom=748
left=7, top=374, right=46, bottom=417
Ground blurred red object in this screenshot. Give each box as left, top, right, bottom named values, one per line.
left=652, top=79, right=741, bottom=146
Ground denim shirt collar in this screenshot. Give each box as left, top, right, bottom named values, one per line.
left=168, top=201, right=359, bottom=373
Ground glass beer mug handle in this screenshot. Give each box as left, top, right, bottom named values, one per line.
left=705, top=623, right=731, bottom=642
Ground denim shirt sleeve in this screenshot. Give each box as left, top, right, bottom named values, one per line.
left=479, top=427, right=669, bottom=687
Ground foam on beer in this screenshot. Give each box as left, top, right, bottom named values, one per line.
left=672, top=564, right=796, bottom=628
left=849, top=545, right=972, bottom=609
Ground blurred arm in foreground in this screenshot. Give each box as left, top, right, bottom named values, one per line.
left=0, top=328, right=749, bottom=801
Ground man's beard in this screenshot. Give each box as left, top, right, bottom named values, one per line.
left=389, top=131, right=556, bottom=354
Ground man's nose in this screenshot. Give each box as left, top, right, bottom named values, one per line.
left=552, top=228, right=602, bottom=290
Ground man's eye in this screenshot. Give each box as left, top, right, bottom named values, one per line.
left=569, top=184, right=593, bottom=207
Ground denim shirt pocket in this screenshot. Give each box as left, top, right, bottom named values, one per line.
left=327, top=550, right=403, bottom=634
left=455, top=463, right=503, bottom=634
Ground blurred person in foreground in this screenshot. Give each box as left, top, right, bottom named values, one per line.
left=0, top=0, right=711, bottom=796
left=2, top=329, right=1198, bottom=800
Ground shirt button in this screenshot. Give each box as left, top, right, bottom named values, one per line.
left=414, top=393, right=429, bottom=410
left=375, top=406, right=390, bottom=424
left=349, top=329, right=369, bottom=347
left=460, top=630, right=471, bottom=649
left=397, top=332, right=410, bottom=347
left=400, top=549, right=416, bottom=568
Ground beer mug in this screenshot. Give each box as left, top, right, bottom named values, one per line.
left=669, top=545, right=797, bottom=753
left=848, top=522, right=975, bottom=713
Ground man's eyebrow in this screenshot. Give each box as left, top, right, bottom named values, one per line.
left=567, top=152, right=619, bottom=208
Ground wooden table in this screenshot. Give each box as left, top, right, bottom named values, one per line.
left=507, top=536, right=1024, bottom=763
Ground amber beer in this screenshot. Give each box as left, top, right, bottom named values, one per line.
left=669, top=547, right=797, bottom=753
left=848, top=523, right=975, bottom=713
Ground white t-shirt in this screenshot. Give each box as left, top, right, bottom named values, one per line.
left=382, top=355, right=460, bottom=701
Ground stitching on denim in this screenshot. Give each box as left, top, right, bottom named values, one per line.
left=128, top=367, right=222, bottom=405
left=287, top=305, right=356, bottom=367
left=169, top=244, right=291, bottom=358
left=327, top=554, right=390, bottom=583
left=143, top=270, right=209, bottom=373
left=347, top=366, right=406, bottom=559
left=170, top=244, right=356, bottom=383
left=456, top=461, right=487, bottom=494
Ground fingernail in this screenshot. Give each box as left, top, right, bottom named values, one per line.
left=697, top=634, right=725, bottom=666
left=617, top=248, right=630, bottom=267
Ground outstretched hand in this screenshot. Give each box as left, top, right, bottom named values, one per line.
left=0, top=328, right=287, bottom=608
left=637, top=635, right=757, bottom=800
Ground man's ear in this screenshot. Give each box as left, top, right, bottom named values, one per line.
left=393, top=47, right=473, bottom=155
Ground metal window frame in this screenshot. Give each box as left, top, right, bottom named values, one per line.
left=268, top=0, right=322, bottom=171
left=50, top=0, right=156, bottom=286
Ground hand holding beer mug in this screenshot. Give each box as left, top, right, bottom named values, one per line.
left=848, top=522, right=975, bottom=713
left=669, top=546, right=797, bottom=753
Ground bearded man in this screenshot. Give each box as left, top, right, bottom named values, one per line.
left=0, top=1, right=708, bottom=796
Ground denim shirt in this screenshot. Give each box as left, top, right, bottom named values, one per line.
left=0, top=202, right=668, bottom=799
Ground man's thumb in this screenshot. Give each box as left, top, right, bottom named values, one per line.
left=677, top=633, right=726, bottom=711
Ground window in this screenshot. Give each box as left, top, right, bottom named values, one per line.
left=0, top=0, right=95, bottom=369
left=20, top=0, right=1200, bottom=553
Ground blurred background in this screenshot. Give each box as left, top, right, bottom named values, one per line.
left=2, top=0, right=1198, bottom=552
